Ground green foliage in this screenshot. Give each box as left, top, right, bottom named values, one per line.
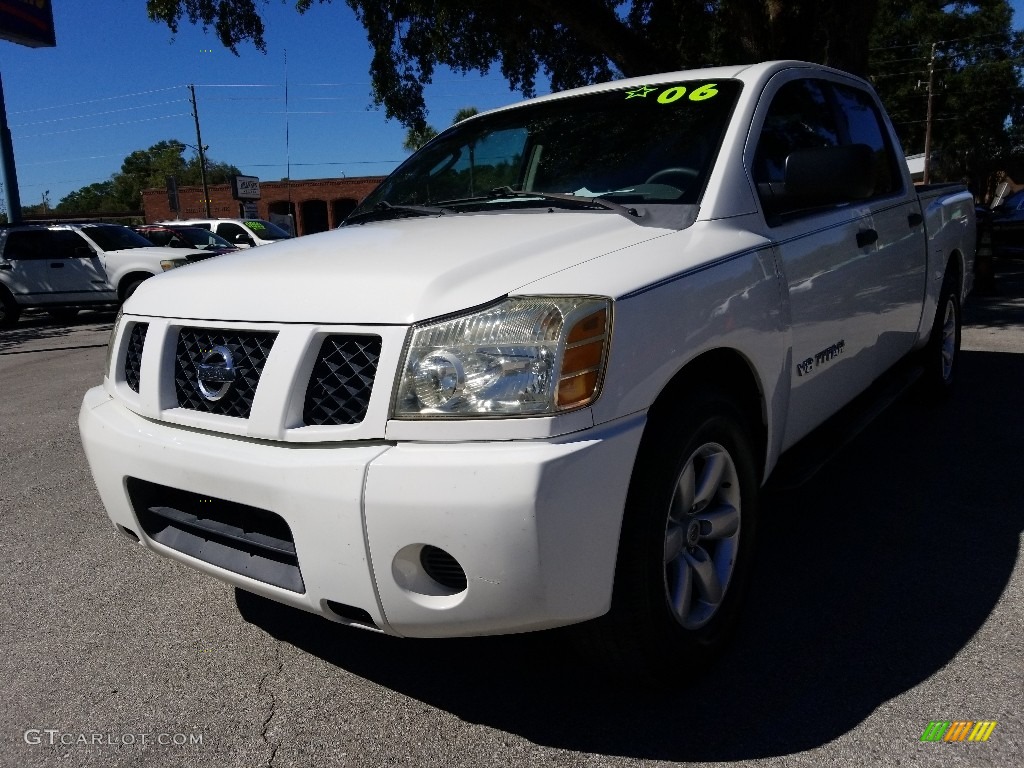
left=143, top=1, right=1024, bottom=193
left=870, top=0, right=1024, bottom=192
left=55, top=140, right=241, bottom=214
left=145, top=1, right=881, bottom=131
left=403, top=124, right=439, bottom=152
left=56, top=181, right=125, bottom=214
left=402, top=106, right=479, bottom=152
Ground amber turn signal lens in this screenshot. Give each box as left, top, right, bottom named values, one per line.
left=556, top=308, right=608, bottom=408
left=557, top=370, right=600, bottom=408
left=566, top=308, right=606, bottom=343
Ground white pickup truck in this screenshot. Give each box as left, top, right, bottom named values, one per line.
left=79, top=61, right=974, bottom=680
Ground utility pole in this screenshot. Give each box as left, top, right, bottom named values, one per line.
left=922, top=42, right=938, bottom=185
left=189, top=84, right=212, bottom=217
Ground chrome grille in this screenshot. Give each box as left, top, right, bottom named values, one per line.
left=303, top=335, right=381, bottom=426
left=124, top=323, right=148, bottom=393
left=174, top=328, right=277, bottom=418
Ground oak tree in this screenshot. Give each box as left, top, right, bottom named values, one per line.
left=146, top=1, right=880, bottom=132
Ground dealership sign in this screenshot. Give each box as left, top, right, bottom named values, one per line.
left=232, top=175, right=261, bottom=200
left=0, top=0, right=56, bottom=48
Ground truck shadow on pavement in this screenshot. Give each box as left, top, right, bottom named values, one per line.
left=236, top=346, right=1024, bottom=761
left=0, top=309, right=116, bottom=354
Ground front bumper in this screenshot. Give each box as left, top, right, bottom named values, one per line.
left=79, top=386, right=645, bottom=637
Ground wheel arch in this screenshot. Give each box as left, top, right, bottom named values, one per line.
left=639, top=347, right=769, bottom=480
left=117, top=271, right=153, bottom=301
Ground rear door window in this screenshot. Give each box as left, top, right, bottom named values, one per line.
left=832, top=83, right=903, bottom=197
left=3, top=230, right=50, bottom=259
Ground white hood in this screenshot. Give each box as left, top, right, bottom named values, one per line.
left=126, top=212, right=673, bottom=324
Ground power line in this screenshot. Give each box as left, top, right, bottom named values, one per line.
left=13, top=114, right=192, bottom=139
left=11, top=100, right=188, bottom=128
left=8, top=86, right=183, bottom=115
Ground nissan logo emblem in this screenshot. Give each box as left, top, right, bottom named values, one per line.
left=195, top=345, right=236, bottom=402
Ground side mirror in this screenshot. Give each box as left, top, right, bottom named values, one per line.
left=74, top=246, right=95, bottom=258
left=784, top=144, right=876, bottom=204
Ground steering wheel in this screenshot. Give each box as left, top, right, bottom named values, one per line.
left=645, top=167, right=699, bottom=187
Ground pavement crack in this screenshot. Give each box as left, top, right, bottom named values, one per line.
left=258, top=645, right=284, bottom=768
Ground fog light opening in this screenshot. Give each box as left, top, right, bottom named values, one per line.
left=419, top=545, right=468, bottom=593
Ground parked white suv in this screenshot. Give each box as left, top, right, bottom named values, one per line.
left=165, top=218, right=292, bottom=248
left=0, top=222, right=208, bottom=326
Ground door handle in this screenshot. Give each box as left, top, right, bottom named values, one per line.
left=856, top=229, right=879, bottom=248
left=908, top=212, right=923, bottom=227
left=50, top=262, right=65, bottom=268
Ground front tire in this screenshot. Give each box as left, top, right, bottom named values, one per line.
left=121, top=277, right=147, bottom=302
left=0, top=290, right=20, bottom=328
left=598, top=393, right=760, bottom=684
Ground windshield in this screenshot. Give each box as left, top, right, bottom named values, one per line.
left=81, top=224, right=157, bottom=251
left=243, top=220, right=291, bottom=240
left=351, top=79, right=741, bottom=222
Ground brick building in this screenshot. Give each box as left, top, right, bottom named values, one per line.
left=141, top=176, right=386, bottom=235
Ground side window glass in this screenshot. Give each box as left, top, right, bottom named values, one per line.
left=51, top=231, right=91, bottom=258
left=832, top=84, right=902, bottom=197
left=217, top=224, right=250, bottom=243
left=754, top=79, right=840, bottom=219
left=147, top=230, right=171, bottom=247
left=4, top=230, right=48, bottom=260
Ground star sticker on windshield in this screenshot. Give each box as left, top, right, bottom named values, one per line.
left=625, top=85, right=657, bottom=99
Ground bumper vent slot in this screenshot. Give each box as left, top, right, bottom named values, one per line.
left=174, top=328, right=277, bottom=418
left=126, top=478, right=304, bottom=593
left=325, top=601, right=378, bottom=629
left=303, top=334, right=381, bottom=425
left=124, top=322, right=148, bottom=393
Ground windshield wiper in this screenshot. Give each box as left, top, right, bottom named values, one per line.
left=346, top=200, right=454, bottom=225
left=488, top=186, right=640, bottom=219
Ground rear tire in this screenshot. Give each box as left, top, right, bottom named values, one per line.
left=920, top=269, right=961, bottom=401
left=595, top=392, right=760, bottom=686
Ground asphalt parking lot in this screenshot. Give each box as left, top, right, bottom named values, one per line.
left=0, top=262, right=1021, bottom=768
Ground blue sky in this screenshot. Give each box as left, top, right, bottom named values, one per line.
left=0, top=1, right=536, bottom=210
left=1, top=2, right=1023, bottom=211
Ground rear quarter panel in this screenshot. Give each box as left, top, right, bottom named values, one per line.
left=917, top=187, right=976, bottom=345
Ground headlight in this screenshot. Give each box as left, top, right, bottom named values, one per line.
left=104, top=308, right=123, bottom=380
left=394, top=296, right=611, bottom=418
left=160, top=258, right=188, bottom=271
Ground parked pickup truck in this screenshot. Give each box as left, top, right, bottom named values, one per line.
left=79, top=61, right=974, bottom=681
left=0, top=222, right=211, bottom=326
